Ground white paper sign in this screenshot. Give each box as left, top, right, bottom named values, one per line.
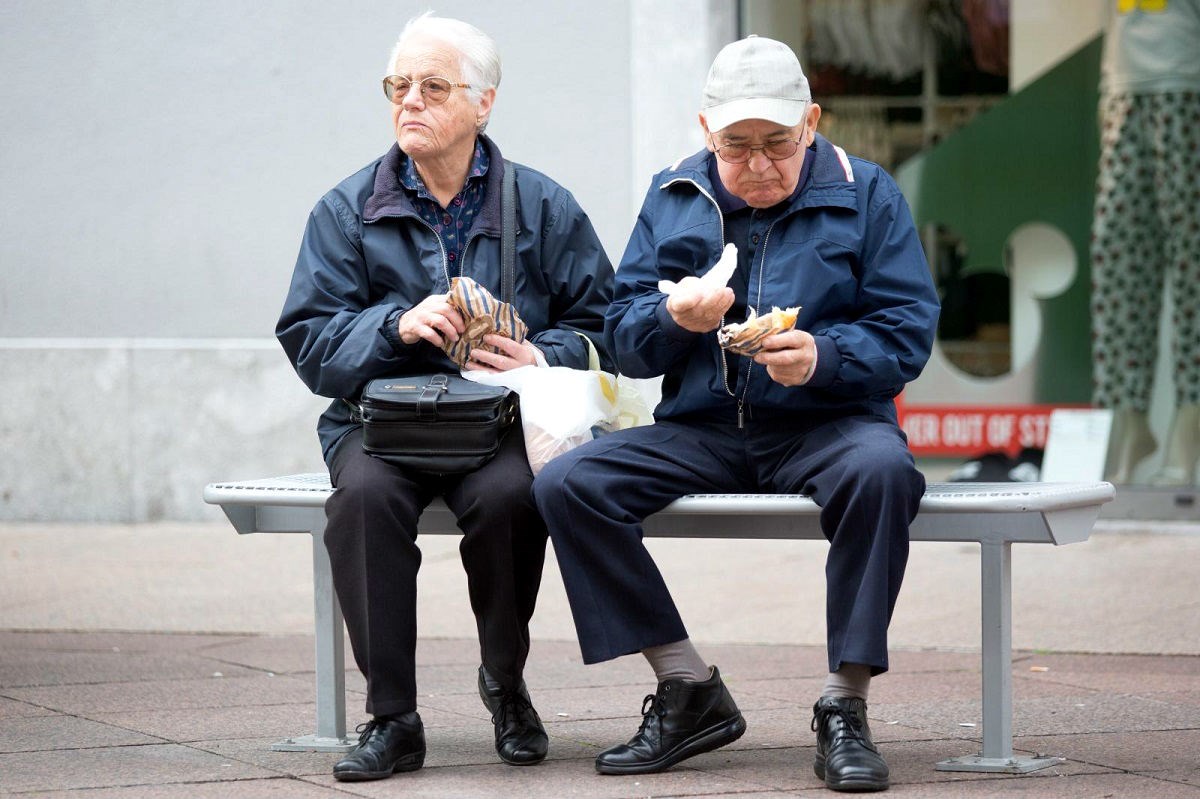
left=1041, top=408, right=1114, bottom=482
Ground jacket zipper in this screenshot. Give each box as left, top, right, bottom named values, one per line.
left=660, top=176, right=757, bottom=428
left=459, top=232, right=481, bottom=283
left=731, top=220, right=773, bottom=428
left=409, top=217, right=453, bottom=288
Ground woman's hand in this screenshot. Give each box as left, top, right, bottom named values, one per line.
left=397, top=294, right=465, bottom=346
left=465, top=334, right=543, bottom=372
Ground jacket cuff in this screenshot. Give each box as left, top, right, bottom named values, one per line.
left=654, top=297, right=700, bottom=343
left=806, top=334, right=839, bottom=388
left=381, top=307, right=406, bottom=353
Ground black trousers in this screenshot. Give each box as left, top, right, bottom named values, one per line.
left=325, top=425, right=547, bottom=717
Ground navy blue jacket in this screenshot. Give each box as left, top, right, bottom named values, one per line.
left=607, top=134, right=939, bottom=424
left=278, top=135, right=615, bottom=464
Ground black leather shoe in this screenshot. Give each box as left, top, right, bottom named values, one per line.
left=595, top=666, right=746, bottom=775
left=811, top=696, right=889, bottom=792
left=332, top=712, right=425, bottom=782
left=478, top=665, right=549, bottom=765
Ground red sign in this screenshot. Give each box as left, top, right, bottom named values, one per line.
left=895, top=400, right=1088, bottom=457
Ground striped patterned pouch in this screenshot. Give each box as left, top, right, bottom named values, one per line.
left=441, top=276, right=529, bottom=367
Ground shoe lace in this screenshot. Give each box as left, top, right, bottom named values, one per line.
left=491, top=688, right=534, bottom=726
left=354, top=719, right=381, bottom=745
left=636, top=692, right=667, bottom=734
left=811, top=703, right=866, bottom=742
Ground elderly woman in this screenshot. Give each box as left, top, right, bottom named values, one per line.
left=276, top=13, right=613, bottom=782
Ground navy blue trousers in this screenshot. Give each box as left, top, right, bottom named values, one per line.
left=533, top=412, right=923, bottom=674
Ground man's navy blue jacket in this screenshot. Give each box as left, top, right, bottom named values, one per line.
left=607, top=134, right=939, bottom=425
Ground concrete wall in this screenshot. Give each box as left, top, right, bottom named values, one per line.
left=0, top=0, right=635, bottom=339
left=1, top=0, right=733, bottom=521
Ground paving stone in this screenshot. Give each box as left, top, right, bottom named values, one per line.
left=295, top=755, right=763, bottom=798
left=1019, top=665, right=1200, bottom=695
left=187, top=737, right=341, bottom=778
left=1016, top=728, right=1200, bottom=774
left=0, top=694, right=54, bottom=719
left=884, top=737, right=1117, bottom=784
left=1008, top=693, right=1200, bottom=737
left=0, top=630, right=252, bottom=654
left=734, top=705, right=936, bottom=747
left=3, top=629, right=1198, bottom=796
left=20, top=778, right=352, bottom=798
left=0, top=714, right=163, bottom=753
left=87, top=702, right=321, bottom=743
left=191, top=634, right=338, bottom=675
left=887, top=648, right=985, bottom=673
left=0, top=649, right=258, bottom=688
left=5, top=673, right=314, bottom=714
left=720, top=675, right=827, bottom=708
left=0, top=743, right=276, bottom=793
left=874, top=772, right=1200, bottom=798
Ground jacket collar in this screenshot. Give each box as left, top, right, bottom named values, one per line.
left=363, top=134, right=507, bottom=236
left=660, top=133, right=857, bottom=213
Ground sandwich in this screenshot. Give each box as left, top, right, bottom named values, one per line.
left=717, top=306, right=800, bottom=356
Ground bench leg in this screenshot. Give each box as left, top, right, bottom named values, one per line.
left=270, top=523, right=355, bottom=752
left=935, top=540, right=1063, bottom=773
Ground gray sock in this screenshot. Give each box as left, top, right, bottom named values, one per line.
left=822, top=663, right=872, bottom=701
left=642, top=639, right=710, bottom=683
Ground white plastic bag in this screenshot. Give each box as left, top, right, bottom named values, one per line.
left=577, top=333, right=654, bottom=433
left=462, top=366, right=615, bottom=475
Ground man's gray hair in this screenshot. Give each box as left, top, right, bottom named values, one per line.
left=386, top=11, right=502, bottom=107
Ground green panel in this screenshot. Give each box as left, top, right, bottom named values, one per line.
left=896, top=37, right=1103, bottom=404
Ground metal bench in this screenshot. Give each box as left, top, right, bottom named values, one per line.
left=203, top=474, right=1113, bottom=773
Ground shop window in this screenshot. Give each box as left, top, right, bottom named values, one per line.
left=741, top=0, right=1010, bottom=171
left=929, top=225, right=1012, bottom=378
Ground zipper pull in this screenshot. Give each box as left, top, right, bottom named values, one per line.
left=737, top=402, right=745, bottom=429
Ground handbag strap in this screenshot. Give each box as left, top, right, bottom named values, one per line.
left=500, top=159, right=516, bottom=304
left=417, top=374, right=449, bottom=421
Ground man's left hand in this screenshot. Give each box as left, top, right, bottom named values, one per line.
left=754, top=330, right=817, bottom=386
left=465, top=334, right=543, bottom=372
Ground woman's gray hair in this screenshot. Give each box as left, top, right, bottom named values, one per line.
left=386, top=11, right=502, bottom=109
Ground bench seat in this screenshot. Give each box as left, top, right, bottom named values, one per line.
left=203, top=474, right=1113, bottom=773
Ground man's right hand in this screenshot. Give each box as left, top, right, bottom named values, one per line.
left=665, top=276, right=735, bottom=333
left=398, top=294, right=465, bottom=346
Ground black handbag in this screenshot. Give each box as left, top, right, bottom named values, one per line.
left=357, top=374, right=519, bottom=473
left=352, top=160, right=520, bottom=474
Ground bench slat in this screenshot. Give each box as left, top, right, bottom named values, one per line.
left=204, top=474, right=1114, bottom=546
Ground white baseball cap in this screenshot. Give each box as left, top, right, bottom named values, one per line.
left=701, top=35, right=811, bottom=133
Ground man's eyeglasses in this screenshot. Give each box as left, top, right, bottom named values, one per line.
left=382, top=75, right=471, bottom=105
left=710, top=137, right=805, bottom=164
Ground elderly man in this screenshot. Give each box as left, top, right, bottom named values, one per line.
left=277, top=13, right=613, bottom=782
left=534, top=36, right=938, bottom=792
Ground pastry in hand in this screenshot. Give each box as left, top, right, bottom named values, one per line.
left=717, top=306, right=800, bottom=356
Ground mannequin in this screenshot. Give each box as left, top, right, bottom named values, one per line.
left=1104, top=405, right=1200, bottom=486
left=1091, top=1, right=1200, bottom=486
